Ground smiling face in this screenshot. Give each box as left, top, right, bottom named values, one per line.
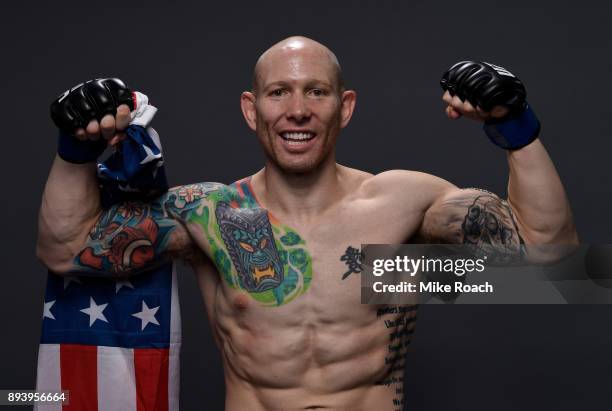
left=241, top=37, right=356, bottom=174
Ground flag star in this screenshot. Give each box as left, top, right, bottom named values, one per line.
left=43, top=300, right=56, bottom=320
left=116, top=279, right=135, bottom=293
left=80, top=297, right=109, bottom=327
left=139, top=145, right=162, bottom=165
left=132, top=301, right=160, bottom=331
left=64, top=276, right=82, bottom=290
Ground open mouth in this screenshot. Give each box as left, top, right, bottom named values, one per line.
left=280, top=131, right=316, bottom=145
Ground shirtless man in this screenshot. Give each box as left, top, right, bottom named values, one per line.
left=37, top=36, right=578, bottom=410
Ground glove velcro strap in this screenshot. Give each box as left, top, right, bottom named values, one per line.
left=483, top=104, right=541, bottom=150
left=57, top=132, right=107, bottom=164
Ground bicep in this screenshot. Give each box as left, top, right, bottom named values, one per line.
left=420, top=188, right=523, bottom=256
left=68, top=182, right=223, bottom=277
left=71, top=198, right=189, bottom=276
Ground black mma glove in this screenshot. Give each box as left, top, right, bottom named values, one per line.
left=440, top=61, right=540, bottom=150
left=51, top=78, right=135, bottom=163
left=51, top=78, right=135, bottom=133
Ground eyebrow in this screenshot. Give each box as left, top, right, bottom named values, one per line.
left=262, top=81, right=289, bottom=91
left=262, top=80, right=334, bottom=91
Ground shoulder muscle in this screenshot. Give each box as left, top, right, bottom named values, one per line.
left=359, top=169, right=455, bottom=212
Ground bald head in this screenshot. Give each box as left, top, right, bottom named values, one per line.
left=252, top=36, right=344, bottom=94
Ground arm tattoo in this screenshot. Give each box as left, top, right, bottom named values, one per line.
left=73, top=183, right=219, bottom=276
left=424, top=190, right=525, bottom=263
left=456, top=194, right=523, bottom=262
left=75, top=202, right=168, bottom=275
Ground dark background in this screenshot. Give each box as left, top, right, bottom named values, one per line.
left=1, top=1, right=611, bottom=410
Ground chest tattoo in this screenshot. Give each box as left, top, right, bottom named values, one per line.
left=340, top=245, right=363, bottom=280
left=187, top=178, right=313, bottom=307
left=216, top=201, right=284, bottom=292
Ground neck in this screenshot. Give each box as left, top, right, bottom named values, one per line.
left=251, top=156, right=346, bottom=220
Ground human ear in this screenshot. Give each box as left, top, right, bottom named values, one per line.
left=340, top=90, right=356, bottom=128
left=240, top=91, right=257, bottom=131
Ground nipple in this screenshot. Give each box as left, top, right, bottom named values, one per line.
left=233, top=293, right=250, bottom=311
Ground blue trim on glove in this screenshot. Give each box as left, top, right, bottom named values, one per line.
left=57, top=132, right=107, bottom=164
left=483, top=105, right=541, bottom=150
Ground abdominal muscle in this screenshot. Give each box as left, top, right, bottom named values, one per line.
left=203, top=280, right=415, bottom=411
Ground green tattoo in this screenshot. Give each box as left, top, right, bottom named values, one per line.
left=73, top=178, right=312, bottom=305
left=186, top=178, right=313, bottom=307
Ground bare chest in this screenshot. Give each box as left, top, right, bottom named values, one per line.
left=193, top=196, right=419, bottom=392
left=206, top=197, right=423, bottom=314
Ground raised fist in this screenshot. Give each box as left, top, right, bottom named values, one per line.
left=50, top=78, right=135, bottom=134
left=440, top=61, right=527, bottom=121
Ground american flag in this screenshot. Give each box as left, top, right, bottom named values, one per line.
left=36, top=264, right=180, bottom=411
left=36, top=98, right=181, bottom=411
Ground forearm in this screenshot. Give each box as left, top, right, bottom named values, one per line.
left=37, top=155, right=102, bottom=272
left=506, top=139, right=578, bottom=244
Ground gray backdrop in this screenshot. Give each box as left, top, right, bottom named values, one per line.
left=1, top=1, right=610, bottom=410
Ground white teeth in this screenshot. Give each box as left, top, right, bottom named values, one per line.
left=281, top=132, right=315, bottom=141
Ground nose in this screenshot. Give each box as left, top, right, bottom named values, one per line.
left=286, top=94, right=311, bottom=123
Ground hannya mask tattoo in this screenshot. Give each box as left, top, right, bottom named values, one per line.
left=215, top=201, right=284, bottom=292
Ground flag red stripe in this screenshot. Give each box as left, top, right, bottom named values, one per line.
left=60, top=344, right=98, bottom=411
left=135, top=348, right=169, bottom=411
